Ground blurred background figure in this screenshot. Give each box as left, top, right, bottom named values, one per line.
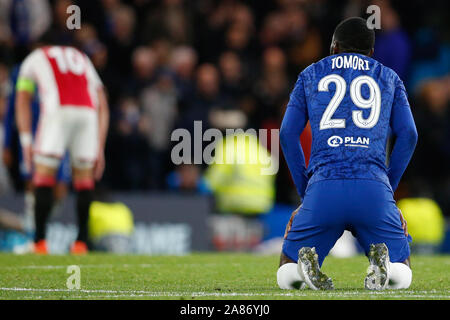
left=397, top=198, right=445, bottom=254
left=371, top=0, right=411, bottom=81
left=88, top=188, right=134, bottom=254
left=204, top=131, right=276, bottom=251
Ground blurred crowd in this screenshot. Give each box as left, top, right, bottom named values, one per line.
left=0, top=0, right=449, bottom=215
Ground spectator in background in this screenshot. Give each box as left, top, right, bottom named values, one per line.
left=218, top=51, right=249, bottom=103
left=151, top=38, right=173, bottom=68
left=259, top=11, right=289, bottom=48
left=372, top=0, right=411, bottom=81
left=45, top=0, right=76, bottom=46
left=107, top=97, right=149, bottom=190
left=262, top=46, right=287, bottom=76
left=253, top=47, right=290, bottom=128
left=170, top=45, right=197, bottom=104
left=285, top=6, right=322, bottom=73
left=107, top=4, right=137, bottom=77
left=204, top=131, right=275, bottom=215
left=167, top=164, right=209, bottom=194
left=0, top=64, right=12, bottom=194
left=126, top=46, right=158, bottom=97
left=141, top=0, right=192, bottom=45
left=224, top=4, right=258, bottom=73
left=407, top=27, right=450, bottom=94
left=177, top=64, right=225, bottom=133
left=140, top=70, right=178, bottom=189
left=83, top=38, right=122, bottom=110
left=408, top=77, right=450, bottom=216
left=0, top=0, right=51, bottom=48
left=204, top=131, right=276, bottom=251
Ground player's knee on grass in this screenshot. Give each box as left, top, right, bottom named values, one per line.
left=277, top=263, right=304, bottom=290
left=388, top=262, right=412, bottom=289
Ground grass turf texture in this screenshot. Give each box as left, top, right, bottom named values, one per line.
left=0, top=253, right=448, bottom=300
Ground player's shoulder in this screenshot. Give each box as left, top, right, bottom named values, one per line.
left=19, top=48, right=46, bottom=75
left=23, top=47, right=45, bottom=61
left=298, top=61, right=318, bottom=80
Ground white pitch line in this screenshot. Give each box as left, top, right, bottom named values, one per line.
left=0, top=264, right=156, bottom=270
left=0, top=263, right=226, bottom=270
left=55, top=293, right=450, bottom=299
left=0, top=287, right=449, bottom=299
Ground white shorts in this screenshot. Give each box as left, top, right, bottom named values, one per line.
left=34, top=106, right=98, bottom=169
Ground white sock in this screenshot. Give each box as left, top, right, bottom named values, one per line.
left=388, top=262, right=412, bottom=289
left=23, top=191, right=35, bottom=232
left=277, top=263, right=304, bottom=290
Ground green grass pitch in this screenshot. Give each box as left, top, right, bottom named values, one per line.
left=0, top=253, right=448, bottom=300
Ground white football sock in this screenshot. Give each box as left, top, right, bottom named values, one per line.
left=23, top=191, right=35, bottom=232
left=277, top=263, right=304, bottom=290
left=388, top=262, right=412, bottom=289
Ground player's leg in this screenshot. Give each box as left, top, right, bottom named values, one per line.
left=71, top=164, right=95, bottom=254
left=278, top=181, right=346, bottom=290
left=32, top=156, right=60, bottom=254
left=17, top=146, right=35, bottom=234
left=280, top=234, right=338, bottom=291
left=277, top=207, right=306, bottom=289
left=68, top=108, right=99, bottom=255
left=51, top=153, right=71, bottom=218
left=277, top=252, right=306, bottom=290
left=349, top=180, right=413, bottom=290
left=387, top=257, right=412, bottom=289
left=364, top=243, right=412, bottom=290
left=32, top=107, right=68, bottom=253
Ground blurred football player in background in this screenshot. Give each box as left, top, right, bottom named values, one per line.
left=277, top=17, right=417, bottom=291
left=3, top=63, right=72, bottom=237
left=15, top=44, right=109, bottom=254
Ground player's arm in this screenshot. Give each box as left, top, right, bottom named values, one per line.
left=94, top=86, right=109, bottom=181
left=97, top=87, right=109, bottom=154
left=15, top=77, right=35, bottom=173
left=14, top=52, right=39, bottom=173
left=3, top=79, right=17, bottom=168
left=85, top=54, right=110, bottom=181
left=388, top=83, right=418, bottom=191
left=280, top=74, right=309, bottom=201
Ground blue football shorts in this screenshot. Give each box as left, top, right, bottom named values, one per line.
left=282, top=179, right=412, bottom=266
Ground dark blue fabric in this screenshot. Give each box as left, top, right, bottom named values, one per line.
left=282, top=179, right=412, bottom=265
left=373, top=29, right=411, bottom=81
left=9, top=0, right=30, bottom=45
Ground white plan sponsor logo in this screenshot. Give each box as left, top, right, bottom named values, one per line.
left=327, top=136, right=370, bottom=148
left=327, top=136, right=343, bottom=147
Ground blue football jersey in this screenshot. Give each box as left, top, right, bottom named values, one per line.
left=291, top=53, right=410, bottom=189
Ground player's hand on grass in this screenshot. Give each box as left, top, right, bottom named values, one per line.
left=398, top=207, right=409, bottom=237
left=94, top=150, right=105, bottom=181
left=284, top=204, right=302, bottom=239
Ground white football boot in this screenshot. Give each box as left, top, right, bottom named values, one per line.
left=365, top=243, right=390, bottom=290
left=297, top=247, right=334, bottom=290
